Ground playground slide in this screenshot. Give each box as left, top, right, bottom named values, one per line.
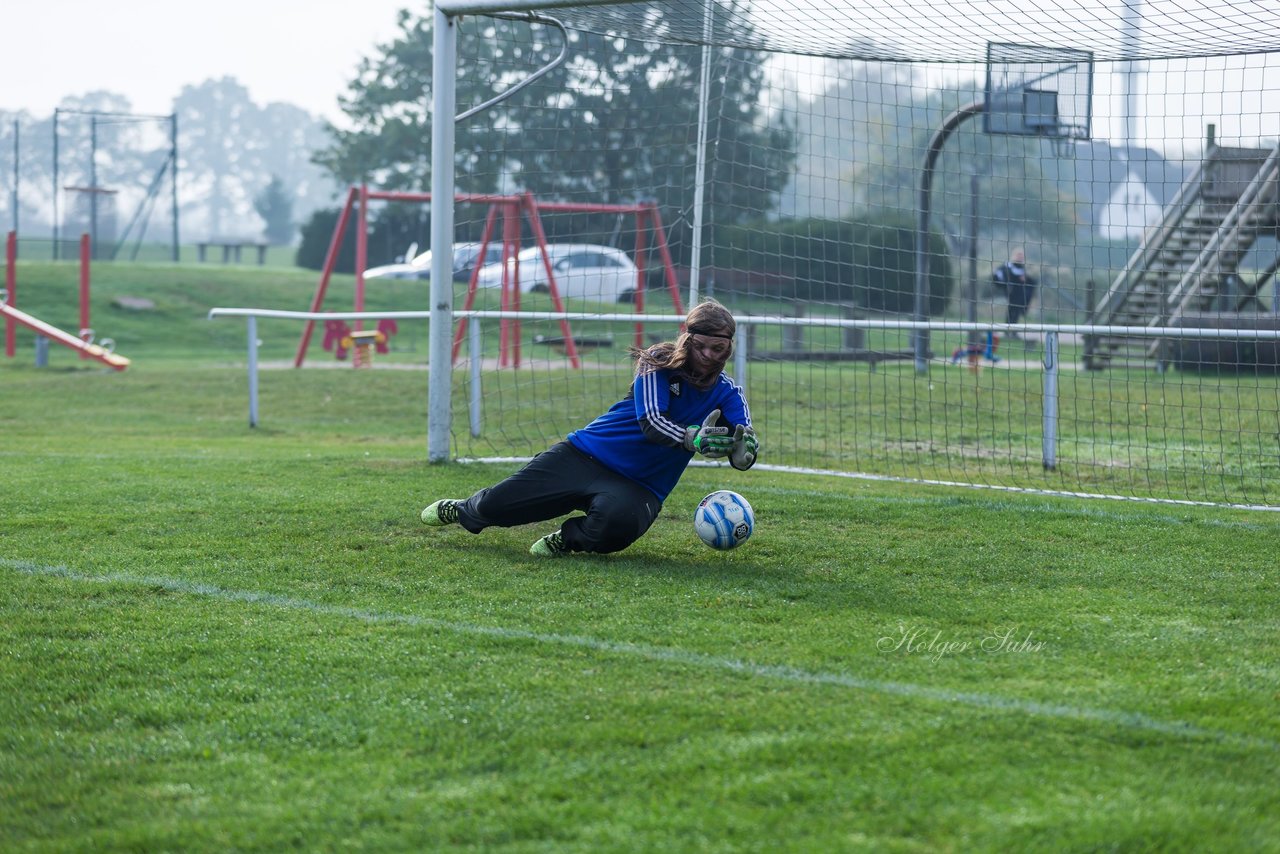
left=0, top=301, right=130, bottom=370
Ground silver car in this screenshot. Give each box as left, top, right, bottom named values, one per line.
left=475, top=244, right=639, bottom=303
left=363, top=242, right=504, bottom=282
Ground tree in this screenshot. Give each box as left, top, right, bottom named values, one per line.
left=254, top=174, right=294, bottom=245
left=316, top=3, right=796, bottom=253
left=174, top=77, right=256, bottom=238
left=295, top=204, right=427, bottom=272
left=296, top=207, right=355, bottom=272
left=175, top=77, right=340, bottom=240
left=253, top=102, right=340, bottom=235
left=780, top=59, right=1081, bottom=249
left=498, top=22, right=796, bottom=226
left=315, top=10, right=509, bottom=194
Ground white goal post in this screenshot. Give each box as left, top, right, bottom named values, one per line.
left=428, top=0, right=691, bottom=463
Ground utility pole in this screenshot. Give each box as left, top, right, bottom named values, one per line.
left=170, top=113, right=179, bottom=262
left=10, top=120, right=17, bottom=234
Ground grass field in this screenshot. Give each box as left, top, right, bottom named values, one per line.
left=3, top=259, right=1279, bottom=850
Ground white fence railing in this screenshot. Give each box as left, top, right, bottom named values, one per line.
left=208, top=308, right=1280, bottom=509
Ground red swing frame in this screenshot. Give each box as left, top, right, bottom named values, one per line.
left=294, top=185, right=686, bottom=369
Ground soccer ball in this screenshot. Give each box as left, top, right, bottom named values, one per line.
left=694, top=490, right=755, bottom=550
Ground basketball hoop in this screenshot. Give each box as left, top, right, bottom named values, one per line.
left=984, top=43, right=1094, bottom=147
left=1049, top=122, right=1090, bottom=159
left=1049, top=132, right=1078, bottom=160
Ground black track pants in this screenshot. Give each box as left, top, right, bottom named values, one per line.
left=1006, top=283, right=1036, bottom=324
left=455, top=442, right=662, bottom=554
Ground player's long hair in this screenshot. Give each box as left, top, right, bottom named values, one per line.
left=630, top=299, right=736, bottom=389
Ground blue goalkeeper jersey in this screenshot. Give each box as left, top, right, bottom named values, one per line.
left=567, top=368, right=752, bottom=501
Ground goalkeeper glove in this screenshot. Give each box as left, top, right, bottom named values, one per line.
left=729, top=424, right=759, bottom=470
left=683, top=408, right=732, bottom=457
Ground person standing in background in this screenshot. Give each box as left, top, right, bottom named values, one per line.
left=993, top=248, right=1039, bottom=334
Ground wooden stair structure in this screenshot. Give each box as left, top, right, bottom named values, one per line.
left=1084, top=143, right=1280, bottom=370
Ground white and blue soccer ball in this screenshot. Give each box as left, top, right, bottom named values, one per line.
left=694, top=490, right=755, bottom=550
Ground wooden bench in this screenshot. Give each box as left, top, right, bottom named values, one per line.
left=197, top=240, right=269, bottom=265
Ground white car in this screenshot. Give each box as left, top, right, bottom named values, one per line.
left=363, top=242, right=504, bottom=282
left=475, top=244, right=639, bottom=303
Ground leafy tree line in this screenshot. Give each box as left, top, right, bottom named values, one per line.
left=0, top=1, right=1086, bottom=313
left=779, top=58, right=1085, bottom=240
left=0, top=80, right=337, bottom=245
left=318, top=5, right=797, bottom=211
left=307, top=3, right=796, bottom=271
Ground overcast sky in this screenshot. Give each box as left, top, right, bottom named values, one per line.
left=0, top=0, right=422, bottom=124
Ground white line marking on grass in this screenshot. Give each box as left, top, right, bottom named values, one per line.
left=4, top=557, right=1274, bottom=751
left=742, top=485, right=1280, bottom=532
left=466, top=457, right=1280, bottom=514
left=745, top=463, right=1280, bottom=513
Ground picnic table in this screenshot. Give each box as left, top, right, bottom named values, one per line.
left=197, top=240, right=270, bottom=265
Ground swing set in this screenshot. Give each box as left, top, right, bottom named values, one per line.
left=294, top=185, right=686, bottom=369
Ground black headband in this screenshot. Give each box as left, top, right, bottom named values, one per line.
left=687, top=323, right=733, bottom=341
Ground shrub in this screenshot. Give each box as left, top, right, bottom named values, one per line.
left=295, top=207, right=430, bottom=272
left=711, top=216, right=953, bottom=315
left=295, top=208, right=357, bottom=272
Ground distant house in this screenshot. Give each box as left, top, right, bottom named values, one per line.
left=1097, top=169, right=1164, bottom=239
left=1061, top=142, right=1191, bottom=240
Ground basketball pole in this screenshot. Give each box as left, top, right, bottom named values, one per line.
left=915, top=101, right=984, bottom=374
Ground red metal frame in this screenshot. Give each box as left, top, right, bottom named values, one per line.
left=294, top=186, right=359, bottom=368
left=4, top=231, right=15, bottom=358
left=293, top=188, right=686, bottom=369
left=499, top=200, right=520, bottom=366
left=79, top=234, right=91, bottom=359
left=451, top=203, right=501, bottom=364
left=1, top=230, right=128, bottom=370
left=521, top=192, right=580, bottom=366
left=355, top=184, right=368, bottom=328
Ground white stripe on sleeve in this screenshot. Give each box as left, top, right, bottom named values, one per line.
left=639, top=373, right=687, bottom=443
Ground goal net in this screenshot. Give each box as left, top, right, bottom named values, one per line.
left=430, top=0, right=1280, bottom=509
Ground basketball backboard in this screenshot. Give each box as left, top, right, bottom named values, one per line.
left=984, top=42, right=1094, bottom=142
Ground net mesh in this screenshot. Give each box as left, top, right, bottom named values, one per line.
left=431, top=1, right=1280, bottom=507
left=541, top=0, right=1280, bottom=63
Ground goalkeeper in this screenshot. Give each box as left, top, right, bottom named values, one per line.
left=420, top=299, right=760, bottom=557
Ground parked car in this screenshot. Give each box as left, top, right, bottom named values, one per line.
left=363, top=241, right=504, bottom=282
left=475, top=244, right=639, bottom=303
